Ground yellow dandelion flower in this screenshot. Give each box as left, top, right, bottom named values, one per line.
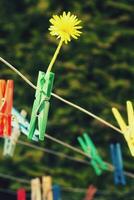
left=49, top=11, right=82, bottom=44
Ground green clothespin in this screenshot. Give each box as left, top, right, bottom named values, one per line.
left=28, top=71, right=55, bottom=141
left=77, top=133, right=108, bottom=175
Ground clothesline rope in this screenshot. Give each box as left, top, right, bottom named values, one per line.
left=0, top=172, right=125, bottom=196
left=45, top=133, right=90, bottom=158
left=0, top=57, right=134, bottom=179
left=17, top=140, right=90, bottom=165
left=46, top=133, right=134, bottom=178
left=17, top=139, right=134, bottom=179
left=0, top=57, right=122, bottom=135
left=0, top=186, right=123, bottom=197
left=0, top=172, right=29, bottom=184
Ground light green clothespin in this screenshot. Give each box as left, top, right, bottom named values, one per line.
left=78, top=133, right=108, bottom=175
left=28, top=71, right=54, bottom=141
left=3, top=120, right=20, bottom=157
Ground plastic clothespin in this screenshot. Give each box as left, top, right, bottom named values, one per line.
left=17, top=188, right=26, bottom=200
left=42, top=176, right=53, bottom=200
left=28, top=71, right=55, bottom=141
left=0, top=80, right=14, bottom=137
left=53, top=185, right=61, bottom=200
left=31, top=178, right=42, bottom=200
left=3, top=117, right=20, bottom=157
left=84, top=185, right=97, bottom=200
left=77, top=133, right=107, bottom=175
left=112, top=101, right=134, bottom=156
left=12, top=107, right=38, bottom=141
left=110, top=143, right=126, bottom=185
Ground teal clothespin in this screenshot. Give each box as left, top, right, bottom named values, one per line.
left=77, top=133, right=108, bottom=175
left=28, top=71, right=55, bottom=141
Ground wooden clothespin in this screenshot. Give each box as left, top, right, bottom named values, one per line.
left=78, top=133, right=107, bottom=175
left=17, top=188, right=26, bottom=200
left=53, top=185, right=61, bottom=200
left=112, top=101, right=134, bottom=156
left=0, top=80, right=14, bottom=137
left=84, top=185, right=97, bottom=200
left=31, top=178, right=42, bottom=200
left=42, top=176, right=53, bottom=200
left=110, top=143, right=126, bottom=185
left=3, top=117, right=20, bottom=157
left=12, top=107, right=38, bottom=141
left=28, top=71, right=54, bottom=141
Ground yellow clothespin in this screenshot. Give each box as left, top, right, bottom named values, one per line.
left=42, top=176, right=53, bottom=200
left=112, top=101, right=134, bottom=156
left=31, top=178, right=41, bottom=200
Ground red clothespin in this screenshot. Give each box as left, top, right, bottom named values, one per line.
left=17, top=188, right=26, bottom=200
left=84, top=185, right=97, bottom=200
left=0, top=80, right=14, bottom=137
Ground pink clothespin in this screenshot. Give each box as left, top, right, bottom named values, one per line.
left=84, top=185, right=97, bottom=200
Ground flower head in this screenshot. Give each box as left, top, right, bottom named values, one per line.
left=49, top=12, right=82, bottom=44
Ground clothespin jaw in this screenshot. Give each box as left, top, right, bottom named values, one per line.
left=0, top=80, right=14, bottom=137
left=112, top=101, right=134, bottom=156
left=0, top=80, right=6, bottom=103
left=110, top=143, right=126, bottom=185
left=28, top=71, right=55, bottom=141
left=84, top=185, right=97, bottom=200
left=77, top=133, right=107, bottom=175
left=0, top=80, right=6, bottom=135
left=3, top=119, right=20, bottom=157
left=42, top=176, right=53, bottom=200
left=77, top=136, right=101, bottom=175
left=17, top=188, right=26, bottom=200
left=53, top=185, right=61, bottom=200
left=31, top=178, right=41, bottom=200
left=3, top=138, right=12, bottom=156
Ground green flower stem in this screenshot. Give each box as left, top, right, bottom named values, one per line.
left=46, top=39, right=63, bottom=74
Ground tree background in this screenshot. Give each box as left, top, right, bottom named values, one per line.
left=0, top=0, right=134, bottom=199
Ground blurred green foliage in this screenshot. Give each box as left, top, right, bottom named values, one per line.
left=0, top=0, right=134, bottom=199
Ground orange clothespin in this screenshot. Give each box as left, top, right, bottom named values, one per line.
left=31, top=178, right=41, bottom=200
left=84, top=185, right=97, bottom=200
left=0, top=80, right=14, bottom=137
left=42, top=176, right=53, bottom=200
left=112, top=101, right=134, bottom=156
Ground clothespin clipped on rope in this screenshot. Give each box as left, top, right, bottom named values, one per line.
left=28, top=71, right=54, bottom=141
left=0, top=80, right=14, bottom=137
left=84, top=185, right=97, bottom=200
left=110, top=143, right=126, bottom=185
left=3, top=117, right=20, bottom=157
left=31, top=178, right=42, bottom=200
left=77, top=133, right=107, bottom=175
left=17, top=188, right=26, bottom=200
left=53, top=185, right=61, bottom=200
left=42, top=176, right=53, bottom=200
left=112, top=101, right=134, bottom=156
left=12, top=107, right=38, bottom=141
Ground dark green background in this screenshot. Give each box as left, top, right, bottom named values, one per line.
left=0, top=0, right=134, bottom=199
